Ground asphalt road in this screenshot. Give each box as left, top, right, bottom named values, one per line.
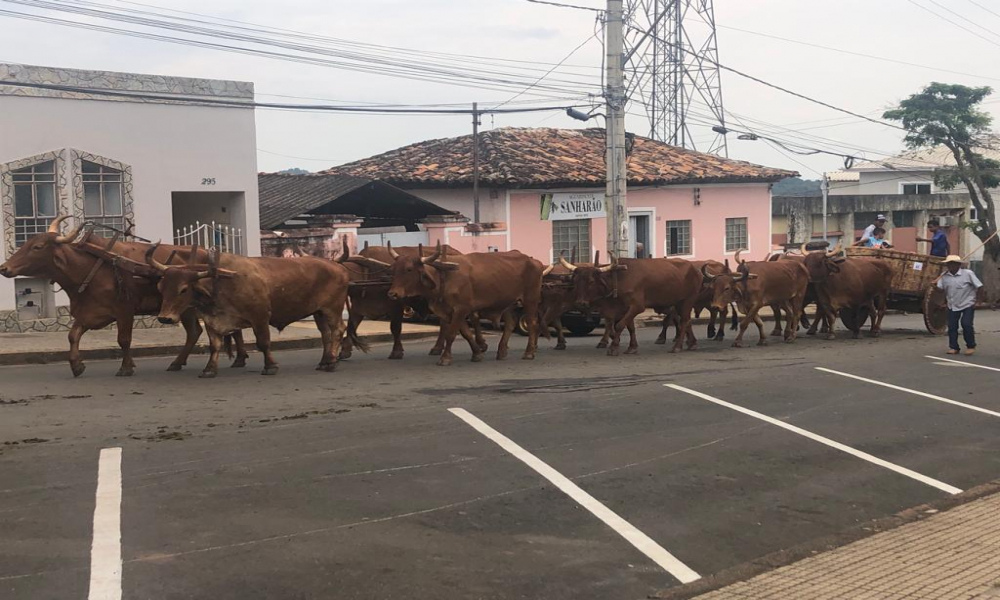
left=2, top=312, right=999, bottom=600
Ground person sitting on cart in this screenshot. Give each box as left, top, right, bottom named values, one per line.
left=859, top=214, right=887, bottom=245
left=858, top=227, right=892, bottom=249
left=937, top=255, right=983, bottom=356
left=917, top=219, right=950, bottom=257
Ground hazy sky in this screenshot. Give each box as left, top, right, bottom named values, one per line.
left=1, top=0, right=999, bottom=177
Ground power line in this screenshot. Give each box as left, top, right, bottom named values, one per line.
left=906, top=0, right=1000, bottom=49
left=525, top=0, right=604, bottom=12
left=491, top=27, right=601, bottom=110
left=718, top=24, right=1000, bottom=83
left=0, top=80, right=589, bottom=114
left=924, top=0, right=1000, bottom=41
left=966, top=0, right=1000, bottom=20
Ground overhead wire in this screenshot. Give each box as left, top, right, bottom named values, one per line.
left=906, top=0, right=1000, bottom=49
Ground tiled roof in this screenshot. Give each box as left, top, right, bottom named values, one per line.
left=258, top=173, right=455, bottom=229
left=848, top=137, right=1000, bottom=172
left=320, top=127, right=796, bottom=188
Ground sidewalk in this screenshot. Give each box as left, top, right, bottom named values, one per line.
left=660, top=485, right=1000, bottom=600
left=0, top=319, right=441, bottom=365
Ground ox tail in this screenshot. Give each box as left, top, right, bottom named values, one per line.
left=223, top=334, right=234, bottom=359
left=344, top=297, right=371, bottom=354
left=729, top=304, right=739, bottom=330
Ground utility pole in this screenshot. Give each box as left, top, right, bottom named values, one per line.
left=472, top=102, right=482, bottom=228
left=606, top=0, right=628, bottom=259
left=821, top=172, right=829, bottom=243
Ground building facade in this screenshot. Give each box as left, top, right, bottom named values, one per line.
left=322, top=128, right=794, bottom=265
left=0, top=63, right=261, bottom=330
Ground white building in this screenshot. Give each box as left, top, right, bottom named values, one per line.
left=0, top=63, right=261, bottom=330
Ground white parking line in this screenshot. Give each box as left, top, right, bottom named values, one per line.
left=89, top=448, right=122, bottom=600
left=448, top=407, right=700, bottom=584
left=816, top=367, right=1000, bottom=419
left=925, top=355, right=1000, bottom=373
left=664, top=384, right=962, bottom=496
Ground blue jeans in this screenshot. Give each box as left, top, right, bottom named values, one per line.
left=947, top=307, right=976, bottom=350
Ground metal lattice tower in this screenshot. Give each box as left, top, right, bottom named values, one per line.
left=624, top=0, right=727, bottom=155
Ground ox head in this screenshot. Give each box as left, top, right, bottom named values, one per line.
left=559, top=250, right=626, bottom=310
left=800, top=241, right=845, bottom=282
left=146, top=244, right=224, bottom=324
left=701, top=250, right=758, bottom=310
left=347, top=241, right=459, bottom=301
left=0, top=216, right=84, bottom=278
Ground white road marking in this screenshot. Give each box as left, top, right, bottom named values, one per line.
left=88, top=448, right=123, bottom=600
left=816, top=367, right=1000, bottom=419
left=925, top=355, right=1000, bottom=373
left=664, top=384, right=962, bottom=496
left=448, top=407, right=700, bottom=584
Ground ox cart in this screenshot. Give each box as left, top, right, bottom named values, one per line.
left=843, top=247, right=949, bottom=335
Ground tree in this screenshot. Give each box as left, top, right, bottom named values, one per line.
left=884, top=83, right=999, bottom=302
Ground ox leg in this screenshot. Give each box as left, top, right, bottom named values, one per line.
left=473, top=314, right=489, bottom=353
left=596, top=320, right=612, bottom=349
left=199, top=329, right=223, bottom=378
left=115, top=316, right=136, bottom=377
left=770, top=304, right=784, bottom=337
left=437, top=314, right=466, bottom=366
left=315, top=312, right=335, bottom=371
left=455, top=320, right=485, bottom=362
left=67, top=321, right=87, bottom=378
left=554, top=317, right=567, bottom=350
left=496, top=308, right=516, bottom=360
left=732, top=309, right=755, bottom=348
left=253, top=324, right=279, bottom=376
left=230, top=330, right=249, bottom=368
left=655, top=312, right=670, bottom=345
left=751, top=309, right=769, bottom=346
left=871, top=295, right=887, bottom=337
left=825, top=310, right=839, bottom=340
left=611, top=309, right=641, bottom=356
left=388, top=307, right=405, bottom=359
left=623, top=320, right=640, bottom=355
left=168, top=311, right=202, bottom=371
left=339, top=309, right=363, bottom=360
left=782, top=301, right=799, bottom=342
left=429, top=326, right=446, bottom=356
left=706, top=308, right=717, bottom=340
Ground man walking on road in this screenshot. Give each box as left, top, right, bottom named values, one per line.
left=937, top=255, right=983, bottom=355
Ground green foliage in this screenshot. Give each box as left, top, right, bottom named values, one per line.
left=278, top=167, right=311, bottom=175
left=935, top=155, right=1000, bottom=191
left=771, top=177, right=821, bottom=197
left=882, top=83, right=993, bottom=149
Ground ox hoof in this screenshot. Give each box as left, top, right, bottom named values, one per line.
left=338, top=350, right=353, bottom=361
left=784, top=337, right=795, bottom=344
left=231, top=357, right=248, bottom=368
left=317, top=363, right=337, bottom=372
left=166, top=363, right=183, bottom=372
left=437, top=357, right=452, bottom=366
left=261, top=367, right=279, bottom=376
left=624, top=347, right=639, bottom=355
left=871, top=331, right=881, bottom=338
left=688, top=344, right=699, bottom=351
left=554, top=343, right=567, bottom=351
left=757, top=340, right=768, bottom=347
left=116, top=368, right=135, bottom=377
left=387, top=351, right=404, bottom=360
left=70, top=363, right=86, bottom=378
left=596, top=341, right=608, bottom=349
left=199, top=371, right=218, bottom=379
left=471, top=353, right=485, bottom=363
left=654, top=337, right=666, bottom=345
left=806, top=330, right=817, bottom=336
left=731, top=341, right=743, bottom=348
left=606, top=347, right=620, bottom=357
left=707, top=327, right=717, bottom=338
left=522, top=353, right=536, bottom=360
left=428, top=347, right=443, bottom=356
left=770, top=330, right=783, bottom=337
left=825, top=334, right=837, bottom=341
left=478, top=343, right=489, bottom=353
left=495, top=350, right=508, bottom=361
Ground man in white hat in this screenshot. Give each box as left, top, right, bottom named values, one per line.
left=859, top=214, right=888, bottom=246
left=936, top=255, right=983, bottom=355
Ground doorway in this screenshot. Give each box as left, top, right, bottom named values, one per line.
left=628, top=212, right=651, bottom=258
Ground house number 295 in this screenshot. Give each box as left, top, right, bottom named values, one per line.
left=201, top=178, right=216, bottom=185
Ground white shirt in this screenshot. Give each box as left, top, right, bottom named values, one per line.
left=861, top=223, right=878, bottom=242
left=937, top=269, right=983, bottom=311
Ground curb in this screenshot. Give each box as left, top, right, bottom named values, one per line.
left=0, top=331, right=438, bottom=366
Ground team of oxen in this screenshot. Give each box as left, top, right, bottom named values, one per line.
left=0, top=216, right=894, bottom=378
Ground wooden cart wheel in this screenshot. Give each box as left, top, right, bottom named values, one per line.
left=839, top=305, right=870, bottom=332
left=922, top=286, right=948, bottom=335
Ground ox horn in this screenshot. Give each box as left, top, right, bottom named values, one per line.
left=799, top=242, right=809, bottom=255
left=145, top=242, right=171, bottom=272
left=701, top=263, right=718, bottom=282
left=558, top=251, right=577, bottom=272
left=55, top=221, right=84, bottom=244
left=734, top=248, right=745, bottom=265
left=570, top=246, right=577, bottom=265
left=826, top=239, right=843, bottom=257
left=421, top=240, right=443, bottom=264
left=47, top=215, right=69, bottom=234
left=594, top=250, right=600, bottom=265
left=542, top=263, right=555, bottom=277
left=387, top=240, right=400, bottom=260
left=337, top=235, right=349, bottom=263
left=598, top=252, right=616, bottom=273
left=346, top=255, right=391, bottom=269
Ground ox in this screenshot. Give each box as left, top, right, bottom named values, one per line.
left=656, top=259, right=734, bottom=347
left=702, top=250, right=810, bottom=347
left=539, top=249, right=611, bottom=350
left=560, top=254, right=702, bottom=355
left=149, top=248, right=356, bottom=377
left=800, top=243, right=893, bottom=339
left=0, top=216, right=245, bottom=377
left=351, top=242, right=543, bottom=366
left=768, top=251, right=829, bottom=336
left=338, top=240, right=485, bottom=360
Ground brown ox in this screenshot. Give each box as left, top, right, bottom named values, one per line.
left=769, top=250, right=829, bottom=336
left=0, top=216, right=245, bottom=377
left=350, top=242, right=542, bottom=366
left=560, top=254, right=702, bottom=355
left=539, top=250, right=610, bottom=350
left=149, top=248, right=355, bottom=377
left=703, top=250, right=809, bottom=347
left=800, top=243, right=893, bottom=339
left=338, top=241, right=485, bottom=360
left=656, top=259, right=733, bottom=347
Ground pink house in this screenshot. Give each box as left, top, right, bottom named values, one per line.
left=323, top=128, right=795, bottom=264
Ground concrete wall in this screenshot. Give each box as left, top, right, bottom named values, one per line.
left=407, top=188, right=507, bottom=224
left=0, top=92, right=260, bottom=311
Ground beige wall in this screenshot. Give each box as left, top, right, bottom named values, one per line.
left=408, top=188, right=508, bottom=224
left=0, top=94, right=260, bottom=311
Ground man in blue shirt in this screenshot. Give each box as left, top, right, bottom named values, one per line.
left=917, top=219, right=950, bottom=257
left=937, top=255, right=983, bottom=355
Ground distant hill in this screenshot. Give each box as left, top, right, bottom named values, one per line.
left=278, top=167, right=311, bottom=175
left=772, top=177, right=821, bottom=196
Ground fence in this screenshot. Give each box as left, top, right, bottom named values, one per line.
left=174, top=221, right=244, bottom=255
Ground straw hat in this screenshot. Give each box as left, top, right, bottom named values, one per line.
left=942, top=255, right=964, bottom=264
